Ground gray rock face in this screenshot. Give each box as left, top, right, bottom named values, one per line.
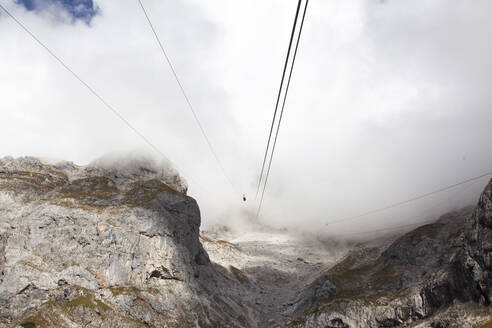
left=0, top=156, right=253, bottom=328
left=288, top=179, right=492, bottom=328
left=463, top=180, right=492, bottom=305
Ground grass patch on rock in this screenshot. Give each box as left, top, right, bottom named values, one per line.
left=17, top=287, right=147, bottom=328
left=227, top=265, right=249, bottom=284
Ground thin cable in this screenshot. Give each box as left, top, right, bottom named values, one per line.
left=0, top=3, right=209, bottom=193
left=339, top=220, right=435, bottom=237
left=326, top=171, right=492, bottom=226
left=137, top=0, right=238, bottom=194
left=255, top=0, right=303, bottom=199
left=336, top=176, right=485, bottom=236
left=257, top=0, right=309, bottom=218
left=0, top=4, right=158, bottom=154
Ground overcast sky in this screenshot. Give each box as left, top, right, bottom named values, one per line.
left=1, top=0, right=491, bottom=234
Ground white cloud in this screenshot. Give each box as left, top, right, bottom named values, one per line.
left=1, top=0, right=491, bottom=234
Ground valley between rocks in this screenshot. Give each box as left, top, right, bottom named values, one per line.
left=201, top=186, right=492, bottom=327
left=201, top=228, right=355, bottom=327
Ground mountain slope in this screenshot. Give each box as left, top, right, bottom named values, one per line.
left=286, top=180, right=492, bottom=327
left=0, top=156, right=254, bottom=328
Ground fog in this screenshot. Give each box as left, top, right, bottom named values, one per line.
left=1, top=0, right=491, bottom=235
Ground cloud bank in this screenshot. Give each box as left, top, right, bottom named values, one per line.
left=1, top=0, right=491, bottom=235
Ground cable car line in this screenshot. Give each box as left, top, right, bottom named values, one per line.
left=338, top=220, right=434, bottom=237
left=137, top=0, right=240, bottom=196
left=325, top=170, right=492, bottom=226
left=255, top=0, right=303, bottom=200
left=256, top=0, right=309, bottom=218
left=334, top=176, right=485, bottom=236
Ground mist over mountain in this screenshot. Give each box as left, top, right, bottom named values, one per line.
left=1, top=0, right=491, bottom=232
left=1, top=0, right=492, bottom=327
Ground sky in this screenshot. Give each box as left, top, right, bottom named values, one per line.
left=1, top=0, right=491, bottom=235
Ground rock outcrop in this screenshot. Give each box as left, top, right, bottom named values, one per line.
left=0, top=156, right=254, bottom=328
left=463, top=179, right=492, bottom=305
left=287, top=179, right=492, bottom=328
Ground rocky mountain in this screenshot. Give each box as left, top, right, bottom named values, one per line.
left=0, top=155, right=491, bottom=328
left=286, top=180, right=492, bottom=327
left=0, top=156, right=254, bottom=328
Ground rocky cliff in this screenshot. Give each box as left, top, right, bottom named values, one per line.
left=287, top=179, right=492, bottom=328
left=0, top=156, right=254, bottom=328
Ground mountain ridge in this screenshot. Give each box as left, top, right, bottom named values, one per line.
left=0, top=155, right=491, bottom=327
